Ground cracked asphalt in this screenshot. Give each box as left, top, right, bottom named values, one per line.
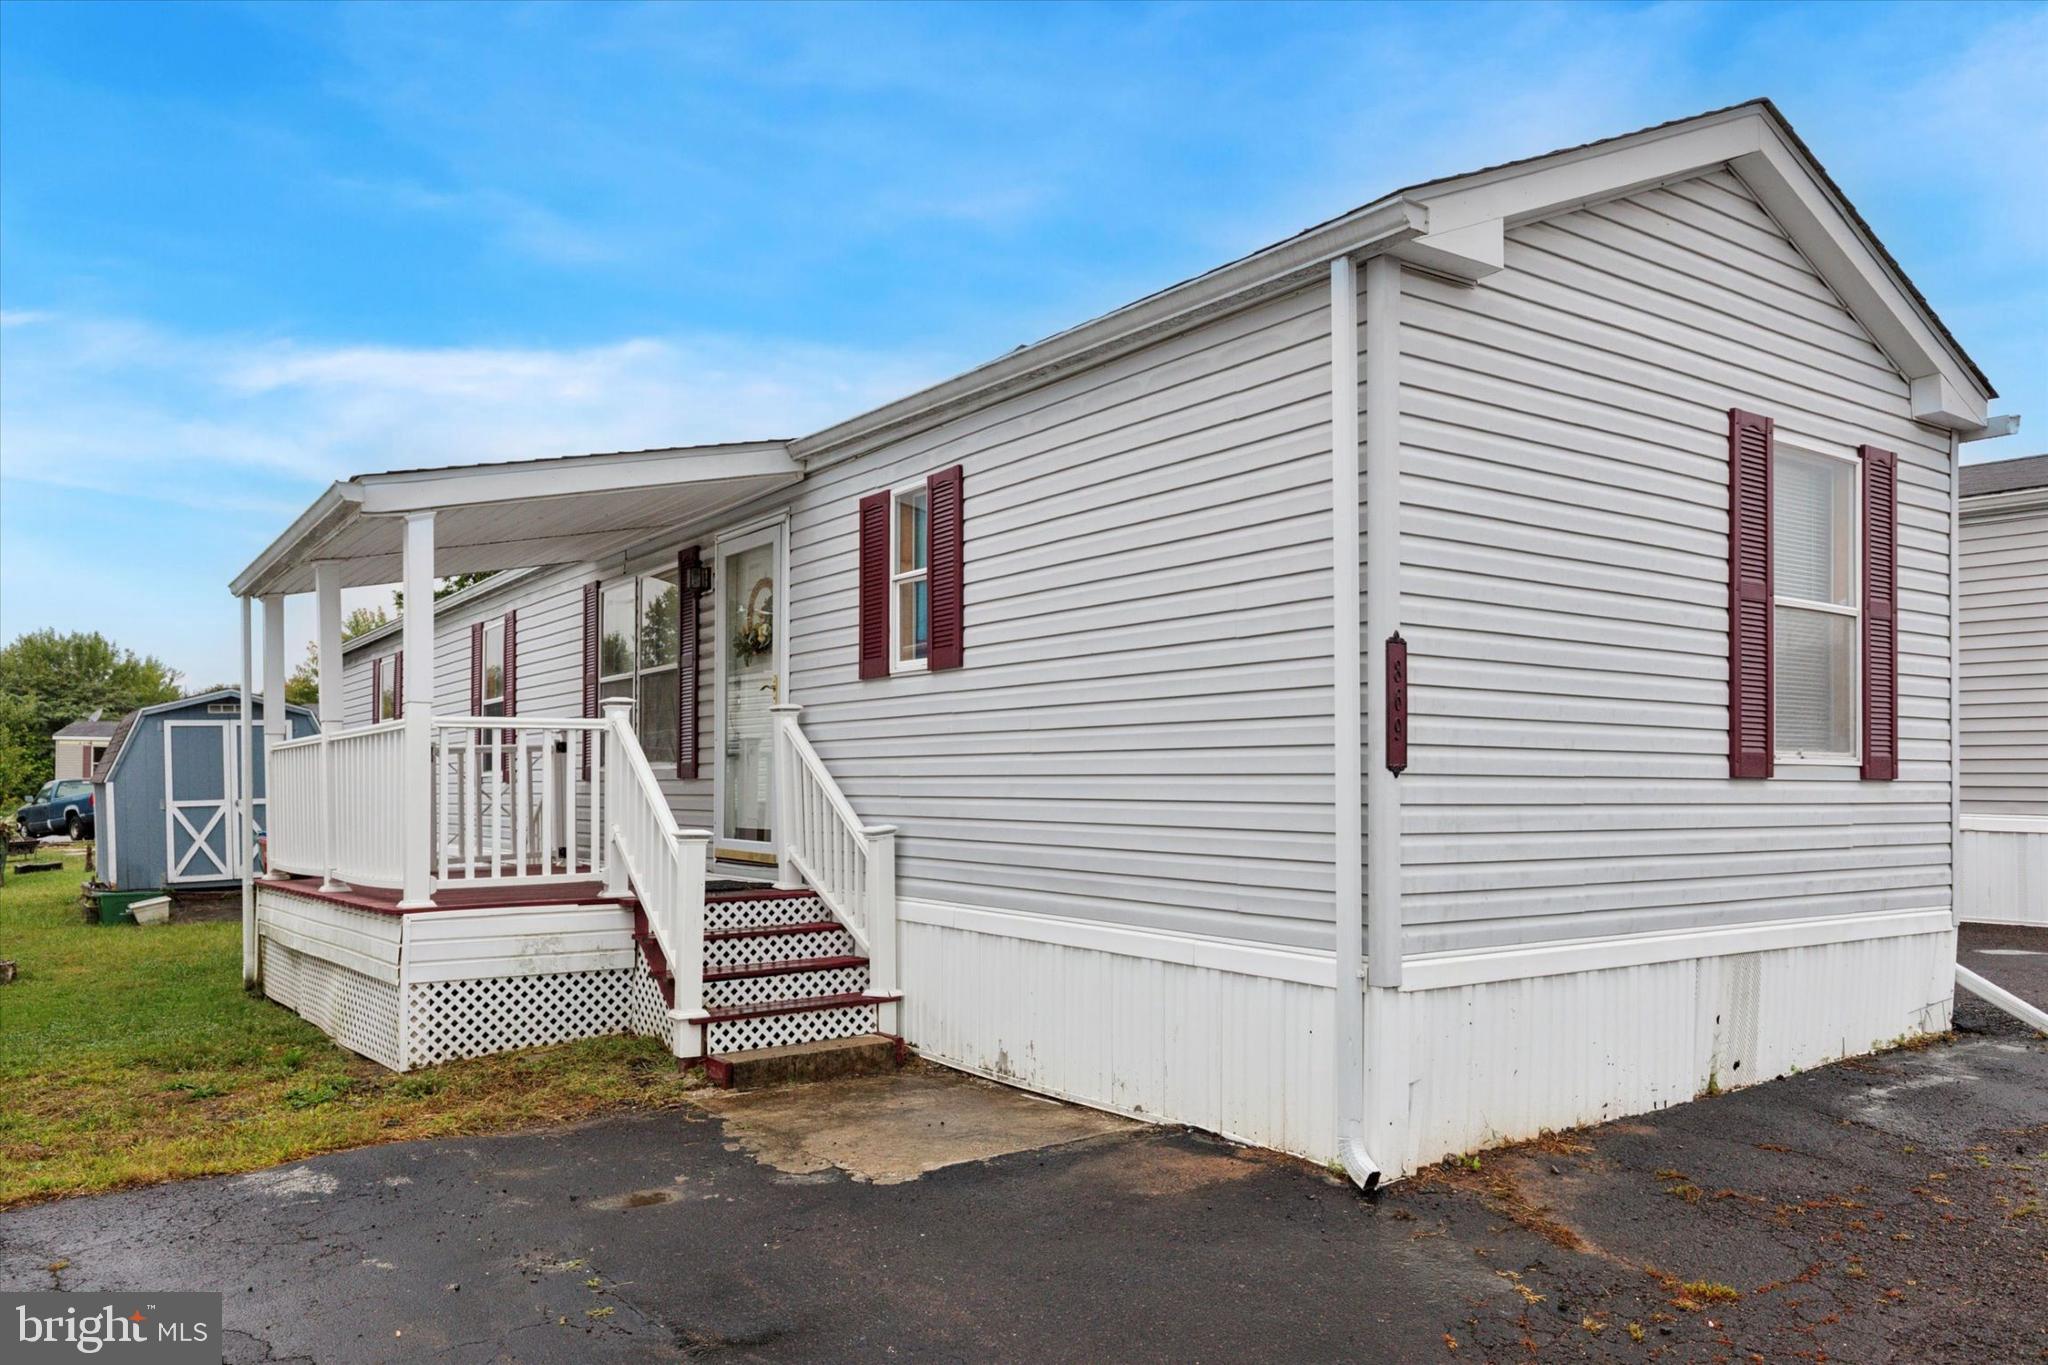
left=3, top=1001, right=2043, bottom=1363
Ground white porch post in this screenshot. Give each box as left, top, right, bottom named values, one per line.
left=314, top=561, right=348, bottom=891
left=398, top=511, right=438, bottom=908
left=261, top=595, right=287, bottom=886
left=239, top=596, right=258, bottom=987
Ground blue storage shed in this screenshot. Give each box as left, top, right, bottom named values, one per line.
left=92, top=691, right=318, bottom=892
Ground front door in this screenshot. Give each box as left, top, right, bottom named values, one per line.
left=713, top=521, right=785, bottom=865
left=164, top=720, right=264, bottom=882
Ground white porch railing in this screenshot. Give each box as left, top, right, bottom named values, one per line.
left=268, top=722, right=408, bottom=887
left=771, top=704, right=898, bottom=1019
left=430, top=717, right=610, bottom=887
left=599, top=697, right=711, bottom=1024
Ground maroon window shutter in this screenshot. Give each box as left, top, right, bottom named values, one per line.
left=392, top=651, right=404, bottom=720
left=927, top=465, right=965, bottom=672
left=470, top=623, right=485, bottom=715
left=677, top=549, right=702, bottom=779
left=1385, top=633, right=1408, bottom=775
left=581, top=582, right=600, bottom=778
left=371, top=658, right=383, bottom=723
left=1727, top=409, right=1774, bottom=779
left=858, top=491, right=891, bottom=679
left=1860, top=445, right=1899, bottom=781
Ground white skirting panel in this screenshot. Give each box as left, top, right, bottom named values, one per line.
left=1387, top=925, right=1956, bottom=1175
left=897, top=899, right=1955, bottom=1178
left=899, top=911, right=1334, bottom=1160
left=1957, top=821, right=2048, bottom=925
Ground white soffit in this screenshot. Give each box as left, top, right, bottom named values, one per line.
left=231, top=443, right=800, bottom=596
left=1391, top=104, right=1992, bottom=431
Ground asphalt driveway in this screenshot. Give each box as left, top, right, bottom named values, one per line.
left=3, top=1018, right=2044, bottom=1363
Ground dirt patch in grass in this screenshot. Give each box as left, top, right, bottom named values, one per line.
left=0, top=855, right=701, bottom=1208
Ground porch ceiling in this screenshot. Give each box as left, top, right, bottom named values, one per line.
left=232, top=442, right=800, bottom=596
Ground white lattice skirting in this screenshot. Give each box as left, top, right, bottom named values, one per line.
left=262, top=938, right=405, bottom=1071
left=256, top=887, right=675, bottom=1071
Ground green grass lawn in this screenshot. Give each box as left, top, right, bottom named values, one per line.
left=0, top=853, right=699, bottom=1208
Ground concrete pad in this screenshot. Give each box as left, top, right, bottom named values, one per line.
left=690, top=1062, right=1136, bottom=1184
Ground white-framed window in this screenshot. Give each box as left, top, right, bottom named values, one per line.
left=891, top=484, right=930, bottom=671
left=1772, top=444, right=1859, bottom=761
left=480, top=619, right=507, bottom=721
left=600, top=570, right=682, bottom=764
left=374, top=653, right=400, bottom=722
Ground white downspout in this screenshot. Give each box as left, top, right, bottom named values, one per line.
left=1329, top=255, right=1380, bottom=1191
left=1948, top=428, right=1962, bottom=931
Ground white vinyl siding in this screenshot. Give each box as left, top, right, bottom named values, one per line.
left=785, top=285, right=1339, bottom=949
left=1959, top=500, right=2048, bottom=814
left=1395, top=168, right=1954, bottom=954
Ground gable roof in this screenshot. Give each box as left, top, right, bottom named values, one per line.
left=93, top=690, right=318, bottom=786
left=791, top=98, right=1995, bottom=463
left=1961, top=454, right=2048, bottom=499
left=236, top=101, right=1997, bottom=598
left=55, top=717, right=118, bottom=741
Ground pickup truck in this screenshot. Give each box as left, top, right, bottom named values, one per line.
left=16, top=779, right=95, bottom=839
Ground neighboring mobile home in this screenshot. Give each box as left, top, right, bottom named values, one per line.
left=92, top=691, right=318, bottom=893
left=228, top=101, right=2001, bottom=1182
left=53, top=713, right=117, bottom=782
left=1957, top=454, right=2048, bottom=926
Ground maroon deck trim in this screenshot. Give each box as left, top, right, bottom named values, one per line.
left=704, top=954, right=868, bottom=983
left=258, top=876, right=628, bottom=916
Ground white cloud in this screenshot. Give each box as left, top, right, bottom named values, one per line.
left=0, top=314, right=946, bottom=507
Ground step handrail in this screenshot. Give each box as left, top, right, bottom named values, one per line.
left=771, top=705, right=898, bottom=1015
left=599, top=698, right=710, bottom=1024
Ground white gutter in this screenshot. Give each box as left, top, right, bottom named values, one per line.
left=229, top=481, right=362, bottom=597
left=1329, top=256, right=1379, bottom=1192
left=1949, top=428, right=1962, bottom=930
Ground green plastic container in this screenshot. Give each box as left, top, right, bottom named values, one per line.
left=92, top=889, right=162, bottom=925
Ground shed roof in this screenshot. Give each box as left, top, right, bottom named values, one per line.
left=93, top=690, right=317, bottom=786
left=1961, top=454, right=2048, bottom=499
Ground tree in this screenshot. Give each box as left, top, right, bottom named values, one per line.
left=280, top=604, right=390, bottom=707
left=392, top=573, right=492, bottom=613
left=0, top=630, right=182, bottom=802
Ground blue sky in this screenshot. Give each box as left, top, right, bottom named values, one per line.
left=2, top=0, right=2042, bottom=685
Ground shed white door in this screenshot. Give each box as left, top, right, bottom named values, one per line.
left=163, top=720, right=264, bottom=882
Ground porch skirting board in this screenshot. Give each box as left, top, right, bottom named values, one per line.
left=255, top=886, right=670, bottom=1070
left=895, top=899, right=1957, bottom=1179
left=1957, top=819, right=2048, bottom=926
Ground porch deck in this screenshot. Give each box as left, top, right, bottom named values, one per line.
left=258, top=873, right=620, bottom=916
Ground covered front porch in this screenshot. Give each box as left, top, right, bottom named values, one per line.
left=228, top=444, right=903, bottom=1071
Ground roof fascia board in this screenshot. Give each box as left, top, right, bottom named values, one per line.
left=793, top=198, right=1426, bottom=469
left=356, top=445, right=801, bottom=515
left=1733, top=136, right=1988, bottom=429
left=229, top=482, right=363, bottom=597
left=1405, top=106, right=1987, bottom=429
left=1961, top=485, right=2048, bottom=519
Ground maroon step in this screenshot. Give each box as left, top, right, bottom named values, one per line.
left=703, top=954, right=867, bottom=984
left=702, top=991, right=893, bottom=1024
left=706, top=886, right=820, bottom=904
left=706, top=919, right=843, bottom=943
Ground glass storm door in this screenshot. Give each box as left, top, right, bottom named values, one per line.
left=715, top=523, right=784, bottom=863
